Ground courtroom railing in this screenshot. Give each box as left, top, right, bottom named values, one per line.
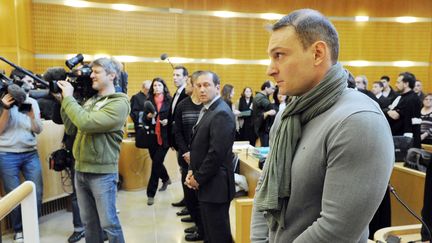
left=0, top=181, right=39, bottom=243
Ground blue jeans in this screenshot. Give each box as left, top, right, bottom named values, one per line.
left=0, top=151, right=43, bottom=232
left=75, top=172, right=124, bottom=243
left=70, top=166, right=83, bottom=231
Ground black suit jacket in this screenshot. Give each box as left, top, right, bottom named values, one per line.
left=130, top=91, right=147, bottom=128
left=145, top=95, right=172, bottom=148
left=189, top=98, right=236, bottom=203
left=168, top=88, right=188, bottom=148
left=377, top=95, right=392, bottom=110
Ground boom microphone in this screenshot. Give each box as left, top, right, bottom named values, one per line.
left=43, top=67, right=67, bottom=82
left=160, top=53, right=175, bottom=69
left=43, top=67, right=68, bottom=93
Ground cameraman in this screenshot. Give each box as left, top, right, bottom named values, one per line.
left=57, top=57, right=130, bottom=243
left=0, top=73, right=43, bottom=242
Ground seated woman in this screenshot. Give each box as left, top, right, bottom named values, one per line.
left=421, top=93, right=432, bottom=144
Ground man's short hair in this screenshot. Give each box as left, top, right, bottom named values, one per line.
left=272, top=9, right=339, bottom=64
left=10, top=68, right=32, bottom=80
left=91, top=57, right=123, bottom=85
left=261, top=80, right=272, bottom=91
left=399, top=72, right=416, bottom=89
left=191, top=70, right=204, bottom=85
left=357, top=75, right=368, bottom=86
left=197, top=71, right=220, bottom=86
left=380, top=75, right=390, bottom=82
left=174, top=66, right=189, bottom=77
left=142, top=80, right=151, bottom=89
left=373, top=81, right=384, bottom=88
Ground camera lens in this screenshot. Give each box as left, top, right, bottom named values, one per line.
left=65, top=54, right=84, bottom=70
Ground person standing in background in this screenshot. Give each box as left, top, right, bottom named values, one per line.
left=175, top=71, right=205, bottom=241
left=169, top=66, right=189, bottom=210
left=238, top=87, right=256, bottom=145
left=145, top=77, right=172, bottom=205
left=252, top=81, right=276, bottom=147
left=130, top=80, right=151, bottom=130
left=186, top=71, right=236, bottom=243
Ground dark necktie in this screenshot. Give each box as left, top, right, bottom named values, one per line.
left=193, top=107, right=208, bottom=134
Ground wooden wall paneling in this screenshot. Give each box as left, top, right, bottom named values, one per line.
left=89, top=0, right=432, bottom=17
left=31, top=2, right=432, bottom=96
left=0, top=0, right=34, bottom=74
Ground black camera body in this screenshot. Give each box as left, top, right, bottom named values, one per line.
left=46, top=54, right=97, bottom=101
left=0, top=71, right=33, bottom=112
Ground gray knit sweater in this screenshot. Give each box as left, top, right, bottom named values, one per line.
left=251, top=89, right=394, bottom=243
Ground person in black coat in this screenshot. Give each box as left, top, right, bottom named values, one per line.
left=145, top=77, right=172, bottom=205
left=387, top=72, right=422, bottom=148
left=238, top=87, right=256, bottom=145
left=168, top=66, right=189, bottom=208
left=371, top=81, right=392, bottom=110
left=186, top=71, right=236, bottom=243
left=129, top=80, right=151, bottom=129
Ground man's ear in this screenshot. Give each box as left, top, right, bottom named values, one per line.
left=312, top=41, right=328, bottom=66
left=108, top=72, right=116, bottom=82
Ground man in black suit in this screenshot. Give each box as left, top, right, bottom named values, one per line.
left=169, top=66, right=190, bottom=209
left=371, top=81, right=391, bottom=109
left=381, top=75, right=399, bottom=103
left=387, top=72, right=422, bottom=148
left=186, top=71, right=236, bottom=243
left=130, top=80, right=151, bottom=130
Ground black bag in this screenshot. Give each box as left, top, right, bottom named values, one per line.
left=404, top=148, right=431, bottom=172
left=135, top=125, right=156, bottom=149
left=393, top=136, right=413, bottom=162
left=49, top=148, right=73, bottom=171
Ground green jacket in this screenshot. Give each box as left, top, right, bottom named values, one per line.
left=61, top=93, right=130, bottom=173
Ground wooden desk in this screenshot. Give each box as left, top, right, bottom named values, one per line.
left=423, top=144, right=432, bottom=153
left=374, top=224, right=421, bottom=243
left=117, top=138, right=180, bottom=191
left=237, top=152, right=261, bottom=198
left=390, top=163, right=425, bottom=226
left=118, top=138, right=152, bottom=191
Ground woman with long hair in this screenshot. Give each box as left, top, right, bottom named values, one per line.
left=221, top=84, right=235, bottom=110
left=238, top=87, right=256, bottom=145
left=221, top=84, right=241, bottom=138
left=145, top=77, right=172, bottom=205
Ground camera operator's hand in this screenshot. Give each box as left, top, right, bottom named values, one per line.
left=51, top=92, right=63, bottom=103
left=57, top=81, right=74, bottom=98
left=1, top=93, right=15, bottom=110
left=27, top=107, right=35, bottom=119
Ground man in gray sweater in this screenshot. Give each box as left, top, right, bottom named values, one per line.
left=251, top=9, right=394, bottom=243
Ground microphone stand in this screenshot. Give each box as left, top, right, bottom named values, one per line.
left=389, top=184, right=432, bottom=241
left=165, top=57, right=175, bottom=69
left=0, top=56, right=49, bottom=88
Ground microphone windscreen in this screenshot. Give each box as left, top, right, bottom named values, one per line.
left=143, top=101, right=156, bottom=114
left=160, top=53, right=168, bottom=61
left=7, top=84, right=27, bottom=105
left=43, top=67, right=67, bottom=82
